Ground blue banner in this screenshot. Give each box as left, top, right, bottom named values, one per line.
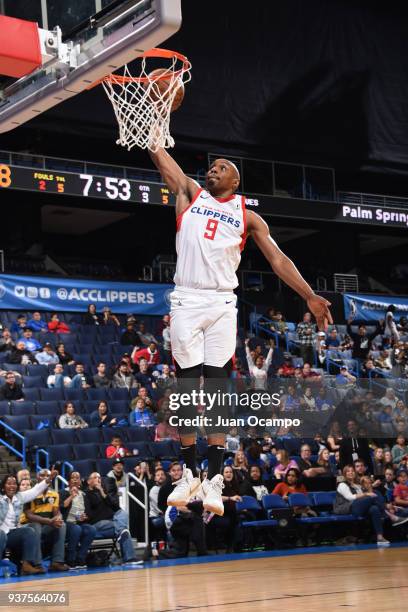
left=0, top=274, right=173, bottom=315
left=344, top=293, right=408, bottom=322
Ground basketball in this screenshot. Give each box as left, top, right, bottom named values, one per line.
left=147, top=68, right=185, bottom=111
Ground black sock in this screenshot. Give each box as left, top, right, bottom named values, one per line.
left=180, top=444, right=197, bottom=476
left=207, top=445, right=225, bottom=480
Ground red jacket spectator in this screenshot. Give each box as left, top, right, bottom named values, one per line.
left=132, top=345, right=160, bottom=366
left=48, top=314, right=70, bottom=334
left=105, top=436, right=130, bottom=459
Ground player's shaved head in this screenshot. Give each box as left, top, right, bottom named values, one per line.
left=212, top=158, right=240, bottom=181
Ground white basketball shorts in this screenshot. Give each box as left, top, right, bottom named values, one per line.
left=169, top=286, right=237, bottom=369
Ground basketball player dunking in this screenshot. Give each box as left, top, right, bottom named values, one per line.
left=149, top=148, right=333, bottom=516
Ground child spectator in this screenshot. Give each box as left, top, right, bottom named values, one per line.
left=10, top=314, right=27, bottom=335
left=47, top=313, right=70, bottom=334
left=274, top=450, right=299, bottom=480
left=393, top=469, right=408, bottom=509
left=105, top=435, right=131, bottom=459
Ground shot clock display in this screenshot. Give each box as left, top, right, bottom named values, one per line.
left=0, top=163, right=173, bottom=206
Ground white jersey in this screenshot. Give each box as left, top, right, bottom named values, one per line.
left=174, top=188, right=247, bottom=291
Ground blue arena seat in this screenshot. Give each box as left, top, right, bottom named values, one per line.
left=64, top=389, right=86, bottom=401
left=3, top=415, right=31, bottom=431
left=23, top=376, right=45, bottom=388
left=22, top=388, right=40, bottom=401
left=109, top=400, right=130, bottom=414
left=71, top=459, right=96, bottom=479
left=95, top=459, right=114, bottom=476
left=47, top=444, right=74, bottom=463
left=236, top=496, right=263, bottom=513
left=125, top=427, right=153, bottom=443
left=9, top=401, right=36, bottom=416
left=50, top=429, right=78, bottom=445
left=40, top=388, right=64, bottom=401
left=0, top=401, right=10, bottom=416
left=262, top=494, right=289, bottom=517
left=101, top=427, right=128, bottom=443
left=125, top=441, right=152, bottom=459
left=30, top=414, right=57, bottom=429
left=149, top=441, right=177, bottom=458
left=287, top=493, right=313, bottom=508
left=3, top=363, right=26, bottom=375
left=36, top=401, right=61, bottom=415
left=76, top=428, right=103, bottom=444
left=108, top=388, right=130, bottom=400
left=27, top=364, right=49, bottom=378
left=73, top=443, right=100, bottom=460
left=24, top=429, right=52, bottom=448
left=86, top=388, right=110, bottom=401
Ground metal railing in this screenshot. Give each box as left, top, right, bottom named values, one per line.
left=127, top=472, right=149, bottom=548
left=0, top=419, right=26, bottom=467
left=334, top=274, right=359, bottom=293
left=338, top=190, right=408, bottom=210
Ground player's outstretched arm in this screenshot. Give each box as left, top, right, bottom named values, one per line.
left=149, top=148, right=199, bottom=200
left=247, top=211, right=333, bottom=330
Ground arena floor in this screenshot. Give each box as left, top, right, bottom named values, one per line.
left=1, top=544, right=408, bottom=612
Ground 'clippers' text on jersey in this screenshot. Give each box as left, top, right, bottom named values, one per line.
left=174, top=188, right=247, bottom=291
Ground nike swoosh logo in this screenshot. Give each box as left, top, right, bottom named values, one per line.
left=226, top=300, right=233, bottom=304
left=201, top=194, right=210, bottom=199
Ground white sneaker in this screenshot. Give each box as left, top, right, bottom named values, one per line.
left=192, top=478, right=210, bottom=503
left=377, top=537, right=391, bottom=547
left=203, top=474, right=224, bottom=516
left=167, top=465, right=201, bottom=507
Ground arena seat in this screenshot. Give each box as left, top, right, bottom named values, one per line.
left=76, top=428, right=103, bottom=444
left=3, top=363, right=26, bottom=375
left=262, top=494, right=288, bottom=518
left=86, top=388, right=110, bottom=400
left=108, top=388, right=130, bottom=400
left=73, top=443, right=100, bottom=459
left=36, top=401, right=61, bottom=415
left=25, top=429, right=52, bottom=448
left=95, top=458, right=115, bottom=475
left=23, top=376, right=45, bottom=388
left=27, top=365, right=49, bottom=378
left=3, top=415, right=31, bottom=431
left=47, top=444, right=74, bottom=463
left=109, top=400, right=130, bottom=414
left=149, top=441, right=177, bottom=458
left=50, top=429, right=78, bottom=444
left=126, top=427, right=153, bottom=442
left=40, top=388, right=64, bottom=401
left=126, top=441, right=152, bottom=459
left=64, top=389, right=86, bottom=401
left=0, top=401, right=10, bottom=416
left=23, top=388, right=40, bottom=401
left=100, top=427, right=128, bottom=443
left=9, top=401, right=36, bottom=416
left=71, top=459, right=96, bottom=478
left=30, top=414, right=57, bottom=429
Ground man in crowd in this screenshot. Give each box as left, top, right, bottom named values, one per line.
left=136, top=322, right=159, bottom=347
left=113, top=362, right=138, bottom=389
left=47, top=364, right=72, bottom=388
left=339, top=419, right=373, bottom=470
left=59, top=471, right=96, bottom=569
left=36, top=343, right=60, bottom=365
left=135, top=360, right=156, bottom=390
left=156, top=364, right=177, bottom=392
left=19, top=328, right=42, bottom=353
left=157, top=462, right=184, bottom=514
left=107, top=458, right=127, bottom=489
left=120, top=322, right=140, bottom=347
left=93, top=362, right=112, bottom=388
left=297, top=444, right=327, bottom=478
left=347, top=317, right=383, bottom=362
left=301, top=362, right=321, bottom=383
left=336, top=365, right=356, bottom=387
left=0, top=329, right=15, bottom=353
left=21, top=469, right=69, bottom=572
left=84, top=472, right=141, bottom=565
left=149, top=468, right=167, bottom=540
left=27, top=312, right=48, bottom=333
left=10, top=314, right=27, bottom=335
left=0, top=372, right=24, bottom=401
left=132, top=342, right=161, bottom=366
left=9, top=340, right=37, bottom=365
left=296, top=312, right=316, bottom=367
left=70, top=363, right=92, bottom=389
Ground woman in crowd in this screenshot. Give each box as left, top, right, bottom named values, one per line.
left=59, top=402, right=88, bottom=430
left=272, top=468, right=307, bottom=500
left=0, top=470, right=57, bottom=575
left=372, top=447, right=386, bottom=477
left=240, top=465, right=269, bottom=501
left=210, top=466, right=242, bottom=552
left=48, top=313, right=70, bottom=334
left=300, top=387, right=316, bottom=410
left=316, top=448, right=336, bottom=477
left=56, top=343, right=75, bottom=366
left=274, top=449, right=299, bottom=480
left=89, top=400, right=117, bottom=428
left=384, top=449, right=394, bottom=470
left=327, top=421, right=343, bottom=452
left=392, top=435, right=408, bottom=468
left=102, top=307, right=120, bottom=327
left=83, top=304, right=101, bottom=326
left=334, top=465, right=405, bottom=546
left=134, top=461, right=153, bottom=489
left=155, top=408, right=179, bottom=442
left=245, top=339, right=273, bottom=391
left=232, top=450, right=249, bottom=482
left=129, top=397, right=156, bottom=428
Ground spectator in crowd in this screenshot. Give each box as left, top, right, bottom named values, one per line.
left=372, top=448, right=387, bottom=477
left=373, top=350, right=392, bottom=372
left=326, top=328, right=341, bottom=349
left=316, top=448, right=336, bottom=477
left=393, top=469, right=408, bottom=510
left=16, top=468, right=32, bottom=485
left=47, top=364, right=72, bottom=388
left=0, top=329, right=15, bottom=352
left=316, top=331, right=327, bottom=367
left=55, top=343, right=75, bottom=366
left=132, top=342, right=161, bottom=366
left=327, top=421, right=343, bottom=452
left=83, top=304, right=101, bottom=326
left=105, top=435, right=131, bottom=459
left=102, top=307, right=120, bottom=327
left=384, top=450, right=394, bottom=470
left=361, top=358, right=385, bottom=379
left=274, top=450, right=299, bottom=480
left=394, top=400, right=408, bottom=420
left=157, top=462, right=183, bottom=514
left=380, top=388, right=398, bottom=410
left=232, top=450, right=249, bottom=482
left=162, top=317, right=172, bottom=365
left=273, top=468, right=307, bottom=499
left=297, top=445, right=327, bottom=478
left=301, top=362, right=321, bottom=383
left=19, top=328, right=42, bottom=352
left=225, top=427, right=241, bottom=453
left=391, top=341, right=407, bottom=378
left=245, top=339, right=273, bottom=390
left=136, top=322, right=158, bottom=347
left=148, top=468, right=167, bottom=539
left=282, top=385, right=301, bottom=411
left=107, top=459, right=127, bottom=489
left=120, top=322, right=140, bottom=347
left=129, top=398, right=156, bottom=427
left=210, top=465, right=242, bottom=552
left=296, top=312, right=316, bottom=366
left=27, top=312, right=48, bottom=333
left=58, top=402, right=88, bottom=430
left=315, top=387, right=333, bottom=411
left=59, top=471, right=96, bottom=569
left=155, top=364, right=177, bottom=392
left=339, top=420, right=372, bottom=470
left=0, top=470, right=58, bottom=575
left=397, top=316, right=408, bottom=335
left=155, top=409, right=179, bottom=442
left=134, top=360, right=155, bottom=389
left=277, top=354, right=295, bottom=378
left=21, top=469, right=69, bottom=571
left=113, top=362, right=138, bottom=389
left=156, top=314, right=170, bottom=336
left=84, top=472, right=139, bottom=564
left=133, top=462, right=153, bottom=488
left=0, top=372, right=24, bottom=401
left=36, top=343, right=60, bottom=365
left=334, top=466, right=389, bottom=546
left=47, top=313, right=70, bottom=334
left=382, top=467, right=398, bottom=502
left=336, top=365, right=356, bottom=387
left=346, top=317, right=383, bottom=362
left=300, top=386, right=317, bottom=410
left=70, top=363, right=92, bottom=389
left=10, top=314, right=27, bottom=335
left=90, top=400, right=117, bottom=428
left=93, top=362, right=112, bottom=388
left=392, top=435, right=408, bottom=468
left=239, top=465, right=268, bottom=501
left=384, top=305, right=400, bottom=343
left=0, top=367, right=22, bottom=385
left=8, top=340, right=37, bottom=365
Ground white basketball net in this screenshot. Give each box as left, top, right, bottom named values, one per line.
left=102, top=52, right=191, bottom=152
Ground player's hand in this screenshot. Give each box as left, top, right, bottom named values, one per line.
left=307, top=294, right=333, bottom=331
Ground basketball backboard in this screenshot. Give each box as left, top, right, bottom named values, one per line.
left=0, top=0, right=182, bottom=133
